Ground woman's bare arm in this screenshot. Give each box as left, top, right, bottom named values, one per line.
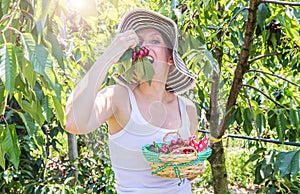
left=65, top=30, right=138, bottom=134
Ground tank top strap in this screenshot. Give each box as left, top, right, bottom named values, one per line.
left=123, top=85, right=146, bottom=122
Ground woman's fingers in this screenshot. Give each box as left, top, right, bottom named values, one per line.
left=109, top=30, right=139, bottom=63
left=114, top=30, right=139, bottom=50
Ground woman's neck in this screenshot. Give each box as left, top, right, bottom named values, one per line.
left=134, top=80, right=171, bottom=102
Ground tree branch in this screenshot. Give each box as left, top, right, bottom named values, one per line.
left=218, top=0, right=261, bottom=139
left=261, top=0, right=300, bottom=6
left=243, top=84, right=286, bottom=108
left=248, top=52, right=282, bottom=65
left=228, top=7, right=249, bottom=26
left=1, top=0, right=21, bottom=33
left=248, top=69, right=300, bottom=88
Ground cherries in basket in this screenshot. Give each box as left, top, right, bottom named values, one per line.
left=148, top=135, right=209, bottom=154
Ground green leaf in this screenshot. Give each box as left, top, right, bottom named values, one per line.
left=290, top=150, right=299, bottom=179
left=243, top=108, right=253, bottom=135
left=21, top=57, right=36, bottom=89
left=42, top=95, right=54, bottom=121
left=203, top=60, right=213, bottom=79
left=286, top=27, right=300, bottom=44
left=2, top=125, right=21, bottom=169
left=256, top=112, right=266, bottom=134
left=289, top=109, right=300, bottom=132
left=135, top=60, right=145, bottom=81
left=274, top=151, right=296, bottom=178
left=142, top=59, right=154, bottom=84
left=0, top=84, right=6, bottom=114
left=118, top=49, right=133, bottom=63
left=52, top=95, right=65, bottom=126
left=268, top=110, right=277, bottom=130
left=235, top=107, right=243, bottom=125
left=266, top=187, right=276, bottom=194
left=245, top=154, right=260, bottom=166
left=204, top=49, right=219, bottom=74
left=0, top=43, right=18, bottom=95
left=17, top=112, right=39, bottom=137
left=14, top=92, right=45, bottom=126
left=23, top=33, right=57, bottom=90
left=0, top=125, right=5, bottom=169
left=276, top=112, right=287, bottom=142
left=47, top=33, right=64, bottom=69
left=257, top=4, right=269, bottom=29
left=254, top=162, right=263, bottom=184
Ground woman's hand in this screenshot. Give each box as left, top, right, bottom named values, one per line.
left=108, top=30, right=139, bottom=64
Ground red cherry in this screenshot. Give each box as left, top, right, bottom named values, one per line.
left=138, top=50, right=145, bottom=58
left=132, top=51, right=138, bottom=62
left=176, top=138, right=184, bottom=145
left=170, top=139, right=177, bottom=146
left=142, top=47, right=149, bottom=56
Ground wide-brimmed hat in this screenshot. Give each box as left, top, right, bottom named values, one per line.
left=116, top=8, right=195, bottom=93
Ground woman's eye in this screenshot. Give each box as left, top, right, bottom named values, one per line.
left=151, top=39, right=160, bottom=44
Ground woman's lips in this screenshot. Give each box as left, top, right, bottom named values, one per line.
left=146, top=55, right=154, bottom=63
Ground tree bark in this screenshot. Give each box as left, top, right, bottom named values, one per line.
left=208, top=141, right=228, bottom=193
left=67, top=133, right=78, bottom=184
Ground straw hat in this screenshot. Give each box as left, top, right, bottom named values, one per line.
left=116, top=8, right=195, bottom=93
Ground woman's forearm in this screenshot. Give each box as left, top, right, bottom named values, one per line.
left=65, top=54, right=113, bottom=133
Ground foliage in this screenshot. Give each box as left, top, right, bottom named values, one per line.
left=143, top=0, right=300, bottom=192
left=0, top=0, right=299, bottom=193
left=0, top=0, right=132, bottom=192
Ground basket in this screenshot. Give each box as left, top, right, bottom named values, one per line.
left=142, top=132, right=212, bottom=185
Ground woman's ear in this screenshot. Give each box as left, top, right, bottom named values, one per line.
left=168, top=57, right=174, bottom=65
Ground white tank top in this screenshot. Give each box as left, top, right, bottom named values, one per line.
left=108, top=86, right=192, bottom=194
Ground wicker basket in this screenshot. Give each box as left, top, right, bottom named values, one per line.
left=158, top=146, right=198, bottom=164
left=142, top=132, right=212, bottom=183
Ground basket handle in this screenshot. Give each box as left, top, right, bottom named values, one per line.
left=163, top=131, right=182, bottom=142
left=170, top=146, right=198, bottom=156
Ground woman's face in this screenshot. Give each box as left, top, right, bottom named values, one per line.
left=136, top=28, right=173, bottom=74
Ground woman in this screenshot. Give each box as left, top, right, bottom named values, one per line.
left=65, top=8, right=199, bottom=193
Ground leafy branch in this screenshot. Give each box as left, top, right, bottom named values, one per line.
left=217, top=0, right=261, bottom=139
left=212, top=6, right=249, bottom=51
left=0, top=0, right=21, bottom=33
left=243, top=84, right=286, bottom=108
left=248, top=52, right=282, bottom=65
left=261, top=0, right=300, bottom=6
left=248, top=69, right=300, bottom=88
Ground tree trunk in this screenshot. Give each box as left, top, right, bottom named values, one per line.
left=67, top=133, right=78, bottom=184
left=209, top=68, right=229, bottom=193
left=208, top=141, right=228, bottom=193
left=207, top=0, right=229, bottom=189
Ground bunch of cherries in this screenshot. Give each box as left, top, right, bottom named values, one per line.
left=148, top=135, right=209, bottom=154
left=132, top=46, right=149, bottom=62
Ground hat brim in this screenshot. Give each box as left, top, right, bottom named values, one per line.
left=116, top=8, right=195, bottom=94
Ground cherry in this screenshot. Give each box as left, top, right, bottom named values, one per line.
left=138, top=50, right=145, bottom=58
left=142, top=47, right=149, bottom=56
left=132, top=51, right=138, bottom=62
